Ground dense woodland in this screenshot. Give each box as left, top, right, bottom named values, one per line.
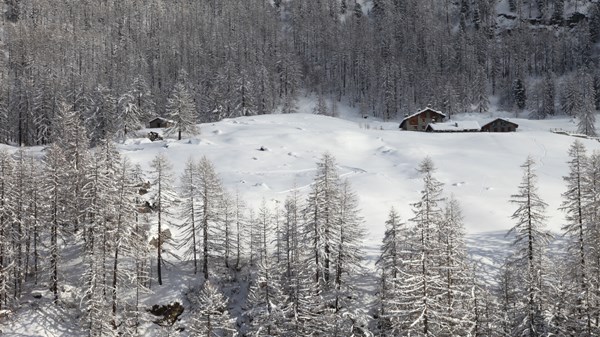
left=1, top=0, right=600, bottom=145
left=0, top=103, right=599, bottom=335
left=3, top=0, right=600, bottom=336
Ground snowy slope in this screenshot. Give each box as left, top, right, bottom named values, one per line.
left=2, top=108, right=598, bottom=336
left=123, top=113, right=596, bottom=239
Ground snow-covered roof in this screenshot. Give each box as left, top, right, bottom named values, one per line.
left=149, top=117, right=175, bottom=123
left=426, top=121, right=481, bottom=132
left=401, top=108, right=446, bottom=122
left=482, top=118, right=518, bottom=127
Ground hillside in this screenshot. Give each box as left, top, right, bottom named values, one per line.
left=1, top=107, right=599, bottom=336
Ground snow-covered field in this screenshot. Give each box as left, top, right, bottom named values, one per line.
left=2, top=106, right=598, bottom=336
left=125, top=112, right=594, bottom=238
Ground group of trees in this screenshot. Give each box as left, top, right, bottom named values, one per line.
left=495, top=140, right=600, bottom=336
left=2, top=104, right=600, bottom=335
left=2, top=0, right=600, bottom=145
left=0, top=101, right=370, bottom=335
left=375, top=140, right=600, bottom=336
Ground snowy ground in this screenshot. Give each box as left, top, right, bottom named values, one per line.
left=2, top=103, right=598, bottom=335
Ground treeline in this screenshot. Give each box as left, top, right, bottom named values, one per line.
left=1, top=104, right=600, bottom=336
left=2, top=0, right=600, bottom=145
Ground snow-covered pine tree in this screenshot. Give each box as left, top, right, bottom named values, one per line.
left=394, top=157, right=446, bottom=336
left=177, top=158, right=201, bottom=274
left=233, top=191, right=247, bottom=270
left=514, top=78, right=527, bottom=111
left=221, top=192, right=236, bottom=270
left=541, top=73, right=555, bottom=118
left=507, top=156, right=552, bottom=336
left=254, top=200, right=273, bottom=266
left=577, top=71, right=597, bottom=137
left=42, top=143, right=69, bottom=301
left=560, top=140, right=593, bottom=335
left=10, top=149, right=28, bottom=300
left=195, top=156, right=225, bottom=279
left=304, top=152, right=340, bottom=288
left=473, top=65, right=489, bottom=113
left=129, top=76, right=155, bottom=124
left=496, top=259, right=521, bottom=336
left=189, top=280, right=237, bottom=337
left=0, top=150, right=14, bottom=309
left=116, top=92, right=142, bottom=139
left=438, top=196, right=474, bottom=335
left=109, top=156, right=142, bottom=333
left=585, top=151, right=600, bottom=333
left=166, top=71, right=198, bottom=140
left=25, top=151, right=43, bottom=285
left=52, top=101, right=91, bottom=234
left=332, top=179, right=364, bottom=312
left=246, top=202, right=287, bottom=336
left=149, top=152, right=176, bottom=286
left=80, top=139, right=122, bottom=336
left=376, top=207, right=407, bottom=336
left=86, top=85, right=118, bottom=145
left=313, top=93, right=329, bottom=116
left=561, top=75, right=582, bottom=117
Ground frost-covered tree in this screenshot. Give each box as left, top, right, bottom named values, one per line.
left=0, top=150, right=14, bottom=309
left=196, top=156, right=225, bottom=279
left=166, top=75, right=198, bottom=140
left=438, top=196, right=473, bottom=335
left=576, top=72, right=597, bottom=137
left=332, top=180, right=364, bottom=312
left=304, top=152, right=340, bottom=287
left=507, top=156, right=552, bottom=336
left=560, top=140, right=594, bottom=335
left=377, top=207, right=407, bottom=335
left=149, top=153, right=175, bottom=286
left=43, top=143, right=69, bottom=301
left=394, top=157, right=447, bottom=336
left=116, top=92, right=142, bottom=138
left=514, top=78, right=527, bottom=111
left=178, top=158, right=201, bottom=274
left=189, top=280, right=237, bottom=337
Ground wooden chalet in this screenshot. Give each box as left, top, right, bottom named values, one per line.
left=399, top=108, right=446, bottom=131
left=426, top=121, right=481, bottom=133
left=148, top=117, right=174, bottom=128
left=481, top=118, right=518, bottom=132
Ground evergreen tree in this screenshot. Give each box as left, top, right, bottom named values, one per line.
left=304, top=152, right=340, bottom=288
left=149, top=153, right=176, bottom=286
left=196, top=156, right=225, bottom=279
left=395, top=157, right=447, bottom=336
left=577, top=71, right=597, bottom=137
left=514, top=78, right=527, bottom=111
left=178, top=158, right=201, bottom=274
left=189, top=280, right=237, bottom=336
left=166, top=75, right=198, bottom=140
left=560, top=140, right=593, bottom=335
left=507, top=156, right=552, bottom=337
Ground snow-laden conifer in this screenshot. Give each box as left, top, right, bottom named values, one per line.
left=149, top=152, right=176, bottom=286
left=166, top=71, right=198, bottom=140
left=507, top=156, right=552, bottom=336
left=189, top=280, right=238, bottom=337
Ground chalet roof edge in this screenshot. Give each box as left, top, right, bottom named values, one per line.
left=399, top=108, right=446, bottom=126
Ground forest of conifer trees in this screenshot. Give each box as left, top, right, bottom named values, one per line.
left=0, top=103, right=599, bottom=335
left=1, top=0, right=600, bottom=145
left=2, top=0, right=600, bottom=335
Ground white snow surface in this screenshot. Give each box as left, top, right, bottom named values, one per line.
left=427, top=120, right=481, bottom=132
left=126, top=112, right=595, bottom=239
left=2, top=103, right=599, bottom=336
